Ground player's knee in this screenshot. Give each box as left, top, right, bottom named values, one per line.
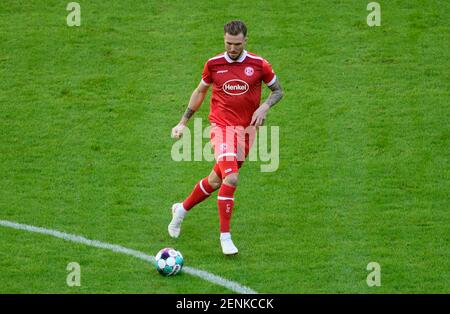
left=208, top=173, right=222, bottom=190
left=209, top=177, right=222, bottom=190
left=223, top=173, right=238, bottom=187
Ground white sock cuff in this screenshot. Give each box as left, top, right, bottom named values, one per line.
left=220, top=232, right=231, bottom=240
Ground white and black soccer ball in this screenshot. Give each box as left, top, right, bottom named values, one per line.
left=155, top=248, right=184, bottom=276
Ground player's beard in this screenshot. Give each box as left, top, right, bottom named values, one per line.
left=228, top=50, right=243, bottom=60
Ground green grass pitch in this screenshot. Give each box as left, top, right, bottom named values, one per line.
left=0, top=0, right=449, bottom=293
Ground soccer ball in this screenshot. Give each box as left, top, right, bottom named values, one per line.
left=155, top=247, right=184, bottom=276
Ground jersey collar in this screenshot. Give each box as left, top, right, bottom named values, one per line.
left=224, top=50, right=248, bottom=63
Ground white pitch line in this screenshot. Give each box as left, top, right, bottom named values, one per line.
left=0, top=219, right=257, bottom=294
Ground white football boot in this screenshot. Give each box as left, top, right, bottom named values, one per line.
left=220, top=233, right=238, bottom=255
left=168, top=203, right=186, bottom=238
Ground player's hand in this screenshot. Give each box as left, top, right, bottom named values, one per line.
left=171, top=123, right=186, bottom=139
left=250, top=103, right=270, bottom=127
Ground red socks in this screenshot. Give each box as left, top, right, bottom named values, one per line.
left=182, top=177, right=216, bottom=211
left=181, top=173, right=238, bottom=233
left=217, top=183, right=236, bottom=233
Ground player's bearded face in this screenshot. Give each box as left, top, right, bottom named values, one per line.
left=224, top=33, right=247, bottom=60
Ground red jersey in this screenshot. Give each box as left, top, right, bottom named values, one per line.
left=201, top=50, right=277, bottom=127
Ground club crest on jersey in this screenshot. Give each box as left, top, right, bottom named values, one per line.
left=222, top=79, right=249, bottom=96
left=244, top=66, right=254, bottom=76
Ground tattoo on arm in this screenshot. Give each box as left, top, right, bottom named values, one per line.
left=264, top=80, right=284, bottom=107
left=183, top=107, right=196, bottom=120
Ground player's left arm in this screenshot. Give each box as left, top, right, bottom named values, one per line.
left=250, top=79, right=284, bottom=127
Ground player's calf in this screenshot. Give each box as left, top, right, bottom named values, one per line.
left=182, top=176, right=217, bottom=211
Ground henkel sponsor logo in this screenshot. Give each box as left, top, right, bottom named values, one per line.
left=222, top=79, right=249, bottom=96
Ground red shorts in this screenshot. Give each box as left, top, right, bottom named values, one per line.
left=210, top=125, right=256, bottom=176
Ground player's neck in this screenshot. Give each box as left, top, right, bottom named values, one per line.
left=228, top=51, right=242, bottom=61
left=225, top=50, right=247, bottom=62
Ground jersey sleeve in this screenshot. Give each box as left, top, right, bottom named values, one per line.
left=262, top=59, right=277, bottom=87
left=201, top=61, right=212, bottom=86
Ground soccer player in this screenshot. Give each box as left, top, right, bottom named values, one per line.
left=169, top=20, right=283, bottom=255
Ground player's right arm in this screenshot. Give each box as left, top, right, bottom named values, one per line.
left=171, top=81, right=209, bottom=139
